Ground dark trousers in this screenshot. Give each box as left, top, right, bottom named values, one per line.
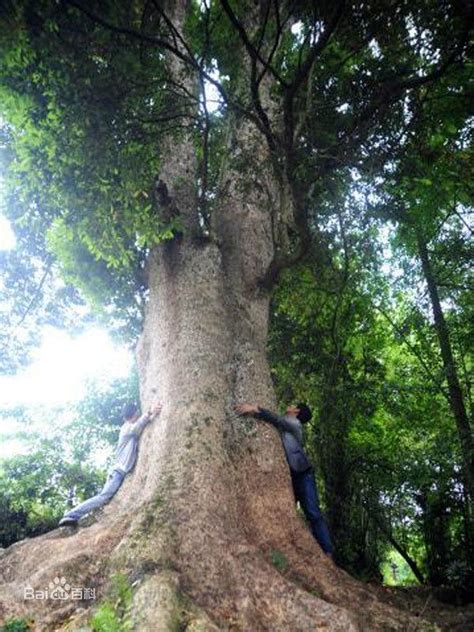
left=291, top=468, right=333, bottom=555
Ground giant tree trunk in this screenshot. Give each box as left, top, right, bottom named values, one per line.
left=0, top=149, right=435, bottom=632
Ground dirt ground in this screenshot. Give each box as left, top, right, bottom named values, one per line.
left=379, top=586, right=474, bottom=631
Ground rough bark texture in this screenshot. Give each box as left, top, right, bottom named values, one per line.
left=0, top=235, right=436, bottom=632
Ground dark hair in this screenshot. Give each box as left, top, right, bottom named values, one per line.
left=122, top=402, right=138, bottom=420
left=296, top=403, right=312, bottom=424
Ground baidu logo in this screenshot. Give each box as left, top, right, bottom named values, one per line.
left=24, top=576, right=96, bottom=601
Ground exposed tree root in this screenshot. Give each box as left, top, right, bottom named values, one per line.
left=0, top=497, right=438, bottom=632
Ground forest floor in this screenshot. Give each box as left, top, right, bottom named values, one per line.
left=379, top=586, right=474, bottom=631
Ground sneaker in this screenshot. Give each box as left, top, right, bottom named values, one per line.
left=58, top=517, right=78, bottom=528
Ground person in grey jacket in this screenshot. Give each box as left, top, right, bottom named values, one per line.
left=58, top=401, right=161, bottom=527
left=235, top=402, right=333, bottom=556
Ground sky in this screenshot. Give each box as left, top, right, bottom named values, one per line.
left=0, top=323, right=133, bottom=457
left=0, top=215, right=16, bottom=250
left=0, top=213, right=133, bottom=456
left=0, top=76, right=222, bottom=439
left=0, top=326, right=132, bottom=408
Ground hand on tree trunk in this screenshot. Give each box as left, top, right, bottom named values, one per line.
left=234, top=402, right=260, bottom=415
left=147, top=402, right=163, bottom=419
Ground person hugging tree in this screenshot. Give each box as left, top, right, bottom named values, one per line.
left=235, top=401, right=333, bottom=557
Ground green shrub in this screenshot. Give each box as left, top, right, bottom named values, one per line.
left=1, top=618, right=30, bottom=632
left=91, top=603, right=122, bottom=632
left=270, top=549, right=289, bottom=572
left=90, top=573, right=133, bottom=632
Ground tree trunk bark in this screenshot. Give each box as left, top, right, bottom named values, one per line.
left=1, top=182, right=436, bottom=632
left=0, top=230, right=433, bottom=632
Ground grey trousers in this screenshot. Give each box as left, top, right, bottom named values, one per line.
left=63, top=469, right=125, bottom=521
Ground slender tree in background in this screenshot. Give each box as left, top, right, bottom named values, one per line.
left=269, top=203, right=472, bottom=591
left=0, top=1, right=471, bottom=628
left=369, top=78, right=473, bottom=580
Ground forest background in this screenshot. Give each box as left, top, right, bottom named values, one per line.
left=0, top=0, right=472, bottom=622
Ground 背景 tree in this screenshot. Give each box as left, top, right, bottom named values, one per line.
left=364, top=71, right=473, bottom=582
left=0, top=1, right=471, bottom=629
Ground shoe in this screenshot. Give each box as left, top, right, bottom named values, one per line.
left=58, top=517, right=78, bottom=528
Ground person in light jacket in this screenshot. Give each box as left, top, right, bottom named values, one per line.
left=59, top=401, right=161, bottom=527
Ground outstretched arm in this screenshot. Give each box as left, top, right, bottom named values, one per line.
left=235, top=402, right=296, bottom=433
left=131, top=403, right=162, bottom=435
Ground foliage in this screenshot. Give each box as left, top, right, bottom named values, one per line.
left=0, top=2, right=178, bottom=338
left=0, top=0, right=470, bottom=319
left=0, top=0, right=471, bottom=595
left=268, top=178, right=472, bottom=587
left=382, top=551, right=418, bottom=587
left=0, top=444, right=100, bottom=547
left=269, top=206, right=390, bottom=578
left=90, top=573, right=133, bottom=632
left=0, top=619, right=31, bottom=632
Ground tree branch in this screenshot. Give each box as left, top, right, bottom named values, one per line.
left=64, top=0, right=262, bottom=128
left=373, top=303, right=449, bottom=402
left=15, top=260, right=53, bottom=330
left=285, top=0, right=346, bottom=104
left=219, top=0, right=286, bottom=86
left=371, top=511, right=425, bottom=585
left=259, top=184, right=312, bottom=289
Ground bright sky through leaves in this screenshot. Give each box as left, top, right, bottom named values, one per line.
left=0, top=215, right=16, bottom=250
left=203, top=69, right=223, bottom=113
left=0, top=327, right=132, bottom=406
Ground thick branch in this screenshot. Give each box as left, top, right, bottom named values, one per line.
left=373, top=303, right=449, bottom=401
left=416, top=232, right=474, bottom=503
left=219, top=0, right=286, bottom=86
left=259, top=188, right=312, bottom=289
left=219, top=0, right=280, bottom=153
left=64, top=0, right=262, bottom=128
left=282, top=0, right=345, bottom=151
left=345, top=33, right=470, bottom=147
